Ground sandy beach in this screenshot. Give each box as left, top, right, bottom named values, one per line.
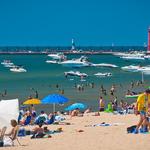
left=1, top=112, right=149, bottom=150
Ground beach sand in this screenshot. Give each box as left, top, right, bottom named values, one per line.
left=1, top=112, right=149, bottom=150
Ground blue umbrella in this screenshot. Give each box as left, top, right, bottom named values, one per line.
left=65, top=103, right=87, bottom=111
left=41, top=94, right=69, bottom=112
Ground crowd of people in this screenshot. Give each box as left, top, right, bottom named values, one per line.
left=1, top=84, right=150, bottom=148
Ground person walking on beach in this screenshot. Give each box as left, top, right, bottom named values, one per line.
left=99, top=96, right=105, bottom=111
left=134, top=89, right=150, bottom=133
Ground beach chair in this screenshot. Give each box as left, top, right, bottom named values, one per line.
left=4, top=126, right=22, bottom=147
left=0, top=126, right=7, bottom=147
left=47, top=115, right=55, bottom=124
left=13, top=128, right=22, bottom=146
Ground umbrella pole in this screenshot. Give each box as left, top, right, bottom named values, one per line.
left=53, top=103, right=56, bottom=112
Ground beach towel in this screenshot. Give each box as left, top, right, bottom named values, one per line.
left=86, top=122, right=125, bottom=127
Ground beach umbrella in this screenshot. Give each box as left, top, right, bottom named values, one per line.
left=125, top=95, right=139, bottom=98
left=41, top=94, right=69, bottom=112
left=23, top=98, right=41, bottom=105
left=65, top=103, right=87, bottom=111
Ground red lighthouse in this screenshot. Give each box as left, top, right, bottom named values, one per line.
left=148, top=27, right=150, bottom=53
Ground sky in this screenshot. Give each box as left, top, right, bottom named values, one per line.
left=0, top=0, right=149, bottom=46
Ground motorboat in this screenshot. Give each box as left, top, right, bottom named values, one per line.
left=46, top=60, right=58, bottom=64
left=91, top=63, right=118, bottom=68
left=137, top=66, right=150, bottom=72
left=114, top=51, right=145, bottom=57
left=3, top=63, right=15, bottom=68
left=121, top=56, right=145, bottom=61
left=1, top=60, right=14, bottom=65
left=121, top=65, right=141, bottom=72
left=60, top=56, right=90, bottom=68
left=10, top=66, right=27, bottom=73
left=64, top=71, right=88, bottom=77
left=48, top=53, right=66, bottom=60
left=94, top=72, right=112, bottom=77
left=144, top=55, right=150, bottom=59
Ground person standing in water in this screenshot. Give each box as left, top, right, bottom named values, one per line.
left=99, top=96, right=105, bottom=112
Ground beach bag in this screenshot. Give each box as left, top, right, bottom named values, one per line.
left=127, top=125, right=136, bottom=133
left=0, top=140, right=4, bottom=147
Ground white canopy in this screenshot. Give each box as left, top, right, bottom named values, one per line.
left=0, top=99, right=19, bottom=128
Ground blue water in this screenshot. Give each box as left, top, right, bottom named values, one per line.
left=0, top=54, right=150, bottom=112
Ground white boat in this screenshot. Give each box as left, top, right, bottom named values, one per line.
left=46, top=60, right=58, bottom=64
left=144, top=55, right=150, bottom=59
left=10, top=66, right=27, bottom=73
left=121, top=65, right=141, bottom=72
left=61, top=56, right=90, bottom=68
left=1, top=60, right=14, bottom=65
left=137, top=66, right=150, bottom=72
left=64, top=71, right=88, bottom=77
left=114, top=51, right=145, bottom=57
left=91, top=63, right=118, bottom=68
left=94, top=72, right=112, bottom=77
left=3, top=63, right=15, bottom=68
left=48, top=53, right=66, bottom=60
left=121, top=56, right=145, bottom=61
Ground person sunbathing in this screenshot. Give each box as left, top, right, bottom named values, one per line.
left=32, top=123, right=44, bottom=134
left=31, top=123, right=45, bottom=138
left=71, top=108, right=80, bottom=118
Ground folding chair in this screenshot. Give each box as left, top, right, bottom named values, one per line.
left=12, top=127, right=22, bottom=146
left=0, top=126, right=7, bottom=140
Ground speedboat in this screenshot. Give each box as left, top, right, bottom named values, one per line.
left=91, top=63, right=118, bottom=68
left=1, top=60, right=14, bottom=65
left=61, top=56, right=90, bottom=68
left=48, top=53, right=66, bottom=60
left=64, top=71, right=88, bottom=77
left=144, top=55, right=150, bottom=59
left=3, top=63, right=15, bottom=68
left=94, top=72, right=112, bottom=77
left=10, top=66, right=27, bottom=73
left=121, top=56, right=145, bottom=61
left=46, top=60, right=58, bottom=64
left=137, top=66, right=150, bottom=72
left=121, top=65, right=141, bottom=72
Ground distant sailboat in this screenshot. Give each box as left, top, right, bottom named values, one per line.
left=71, top=39, right=82, bottom=53
left=71, top=39, right=75, bottom=51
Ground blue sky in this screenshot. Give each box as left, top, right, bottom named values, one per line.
left=0, top=0, right=149, bottom=46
